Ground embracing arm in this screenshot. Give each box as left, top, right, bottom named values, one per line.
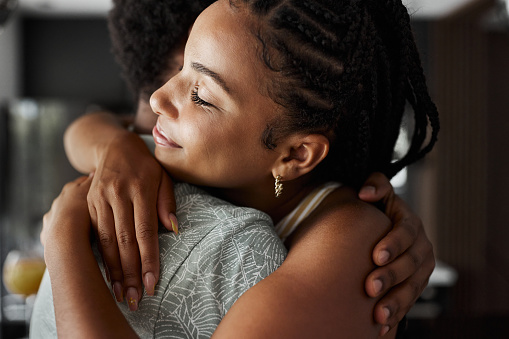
left=45, top=224, right=137, bottom=339
left=212, top=188, right=396, bottom=338
left=42, top=176, right=138, bottom=339
left=64, top=111, right=131, bottom=174
left=62, top=111, right=176, bottom=309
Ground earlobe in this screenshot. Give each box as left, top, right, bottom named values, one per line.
left=272, top=134, right=329, bottom=181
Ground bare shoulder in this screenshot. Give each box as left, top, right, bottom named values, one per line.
left=212, top=186, right=392, bottom=339
left=287, top=185, right=391, bottom=250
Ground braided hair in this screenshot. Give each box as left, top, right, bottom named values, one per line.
left=108, top=0, right=215, bottom=102
left=234, top=0, right=440, bottom=187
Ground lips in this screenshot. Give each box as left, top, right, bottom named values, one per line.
left=153, top=123, right=182, bottom=148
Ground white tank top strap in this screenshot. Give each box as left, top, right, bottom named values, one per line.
left=275, top=182, right=342, bottom=242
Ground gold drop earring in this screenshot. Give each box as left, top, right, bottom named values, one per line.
left=274, top=175, right=283, bottom=198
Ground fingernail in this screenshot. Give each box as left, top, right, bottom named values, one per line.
left=383, top=307, right=391, bottom=321
left=169, top=213, right=179, bottom=234
left=144, top=272, right=156, bottom=296
left=380, top=325, right=390, bottom=336
left=373, top=279, right=383, bottom=295
left=378, top=250, right=390, bottom=265
left=113, top=282, right=123, bottom=302
left=89, top=171, right=95, bottom=178
left=359, top=185, right=376, bottom=196
left=126, top=288, right=138, bottom=311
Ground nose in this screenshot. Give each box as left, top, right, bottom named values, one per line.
left=150, top=80, right=179, bottom=119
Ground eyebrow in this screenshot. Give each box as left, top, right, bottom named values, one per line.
left=191, top=62, right=231, bottom=94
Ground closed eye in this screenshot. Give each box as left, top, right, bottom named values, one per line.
left=191, top=86, right=212, bottom=107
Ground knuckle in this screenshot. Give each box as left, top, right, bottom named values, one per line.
left=87, top=186, right=102, bottom=200
left=422, top=249, right=436, bottom=273
left=98, top=230, right=116, bottom=247
left=135, top=222, right=157, bottom=241
left=387, top=269, right=397, bottom=286
left=141, top=256, right=158, bottom=269
left=425, top=238, right=435, bottom=256
left=122, top=269, right=139, bottom=283
left=110, top=181, right=125, bottom=200
left=401, top=216, right=419, bottom=239
left=43, top=212, right=49, bottom=224
left=409, top=251, right=422, bottom=268
left=117, top=230, right=136, bottom=248
left=63, top=181, right=76, bottom=191
left=409, top=280, right=423, bottom=301
left=429, top=255, right=437, bottom=271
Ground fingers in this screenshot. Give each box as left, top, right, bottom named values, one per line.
left=358, top=172, right=393, bottom=202
left=366, top=230, right=432, bottom=298
left=94, top=203, right=124, bottom=301
left=367, top=225, right=435, bottom=335
left=113, top=203, right=143, bottom=311
left=372, top=216, right=420, bottom=267
left=157, top=172, right=178, bottom=233
left=372, top=195, right=421, bottom=266
left=133, top=191, right=160, bottom=297
left=88, top=177, right=144, bottom=310
left=372, top=254, right=435, bottom=335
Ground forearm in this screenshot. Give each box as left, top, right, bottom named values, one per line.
left=63, top=112, right=132, bottom=173
left=45, top=229, right=138, bottom=339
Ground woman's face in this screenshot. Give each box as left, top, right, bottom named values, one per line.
left=150, top=0, right=282, bottom=189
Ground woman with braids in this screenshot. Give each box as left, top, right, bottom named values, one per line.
left=35, top=0, right=438, bottom=337
left=62, top=0, right=433, bottom=325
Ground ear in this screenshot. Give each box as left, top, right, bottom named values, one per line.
left=272, top=134, right=329, bottom=181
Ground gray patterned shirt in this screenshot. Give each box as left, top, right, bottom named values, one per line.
left=30, top=183, right=287, bottom=338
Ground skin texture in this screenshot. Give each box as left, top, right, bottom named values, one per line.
left=43, top=175, right=399, bottom=338
left=59, top=0, right=436, bottom=335
left=65, top=112, right=434, bottom=332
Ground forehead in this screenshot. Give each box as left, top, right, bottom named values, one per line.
left=186, top=1, right=268, bottom=97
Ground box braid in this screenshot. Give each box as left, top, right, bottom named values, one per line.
left=234, top=0, right=440, bottom=187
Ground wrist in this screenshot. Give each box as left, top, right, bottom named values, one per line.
left=44, top=223, right=90, bottom=269
left=95, top=128, right=141, bottom=168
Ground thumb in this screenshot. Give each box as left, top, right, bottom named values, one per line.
left=358, top=172, right=393, bottom=203
left=157, top=171, right=178, bottom=233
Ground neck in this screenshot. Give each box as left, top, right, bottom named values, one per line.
left=203, top=175, right=319, bottom=224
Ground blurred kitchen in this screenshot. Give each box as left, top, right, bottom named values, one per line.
left=0, top=0, right=508, bottom=338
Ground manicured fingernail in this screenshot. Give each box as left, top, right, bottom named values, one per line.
left=373, top=279, right=383, bottom=295
left=383, top=307, right=391, bottom=320
left=144, top=272, right=156, bottom=296
left=380, top=325, right=390, bottom=336
left=359, top=185, right=376, bottom=196
left=169, top=213, right=179, bottom=234
left=126, top=288, right=138, bottom=311
left=378, top=250, right=390, bottom=265
left=113, top=282, right=123, bottom=302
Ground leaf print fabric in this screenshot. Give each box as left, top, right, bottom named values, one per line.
left=30, top=183, right=287, bottom=339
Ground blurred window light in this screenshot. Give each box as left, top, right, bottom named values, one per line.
left=19, top=0, right=111, bottom=16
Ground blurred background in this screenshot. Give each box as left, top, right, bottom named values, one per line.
left=0, top=0, right=508, bottom=338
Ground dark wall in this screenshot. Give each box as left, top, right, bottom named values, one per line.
left=21, top=17, right=132, bottom=109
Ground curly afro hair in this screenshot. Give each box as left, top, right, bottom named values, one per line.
left=108, top=0, right=215, bottom=102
